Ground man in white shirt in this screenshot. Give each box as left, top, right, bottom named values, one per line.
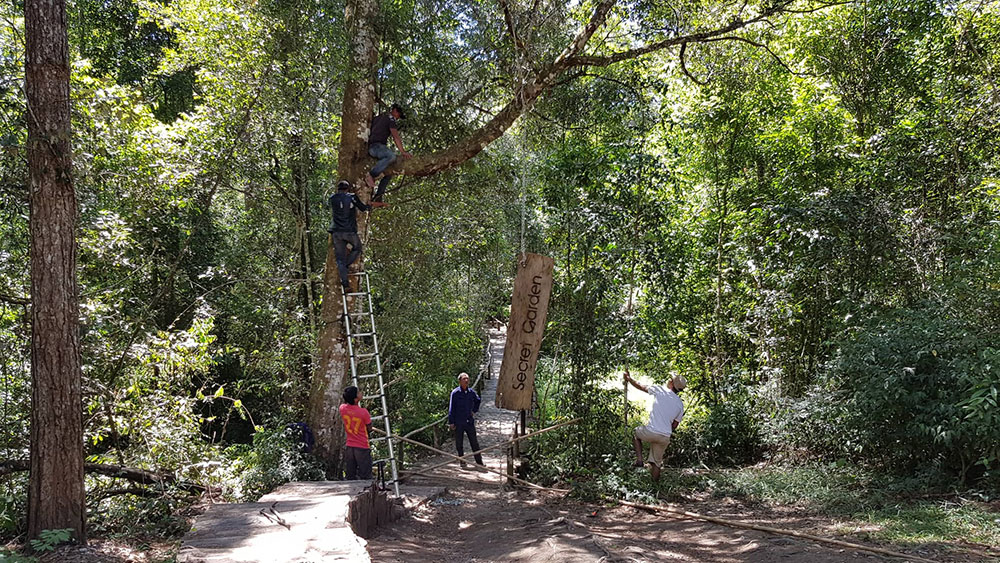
left=624, top=370, right=686, bottom=481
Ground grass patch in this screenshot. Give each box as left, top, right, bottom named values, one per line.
left=687, top=463, right=1000, bottom=546
left=860, top=504, right=1000, bottom=546
left=574, top=460, right=1000, bottom=547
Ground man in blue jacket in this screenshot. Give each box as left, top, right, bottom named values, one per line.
left=327, top=180, right=370, bottom=290
left=448, top=372, right=484, bottom=468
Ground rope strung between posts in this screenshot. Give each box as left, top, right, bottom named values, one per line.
left=399, top=417, right=581, bottom=478
left=371, top=425, right=572, bottom=493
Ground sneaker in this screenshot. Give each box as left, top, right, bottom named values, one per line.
left=370, top=201, right=389, bottom=208
left=460, top=461, right=469, bottom=469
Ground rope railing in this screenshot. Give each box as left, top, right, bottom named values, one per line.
left=401, top=332, right=492, bottom=441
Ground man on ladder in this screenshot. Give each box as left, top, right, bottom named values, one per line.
left=327, top=180, right=369, bottom=291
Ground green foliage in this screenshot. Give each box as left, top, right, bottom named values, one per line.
left=28, top=529, right=74, bottom=553
left=669, top=397, right=764, bottom=467
left=89, top=491, right=190, bottom=539
left=220, top=427, right=324, bottom=502
left=823, top=308, right=1000, bottom=481
left=0, top=549, right=36, bottom=563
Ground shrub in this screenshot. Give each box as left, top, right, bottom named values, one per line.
left=670, top=396, right=764, bottom=466
left=221, top=427, right=324, bottom=501
left=823, top=307, right=1000, bottom=482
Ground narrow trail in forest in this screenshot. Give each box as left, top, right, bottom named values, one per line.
left=400, top=324, right=516, bottom=490
left=367, top=328, right=987, bottom=563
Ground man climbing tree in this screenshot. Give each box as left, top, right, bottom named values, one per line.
left=364, top=103, right=410, bottom=206
left=308, top=0, right=842, bottom=476
left=327, top=180, right=370, bottom=291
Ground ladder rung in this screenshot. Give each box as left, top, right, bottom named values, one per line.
left=358, top=373, right=380, bottom=379
left=350, top=332, right=375, bottom=338
left=371, top=435, right=390, bottom=443
left=354, top=353, right=377, bottom=360
left=349, top=272, right=368, bottom=276
left=346, top=292, right=369, bottom=297
left=372, top=414, right=385, bottom=421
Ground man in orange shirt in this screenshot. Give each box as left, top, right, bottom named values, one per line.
left=339, top=386, right=373, bottom=480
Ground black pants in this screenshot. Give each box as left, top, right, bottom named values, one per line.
left=345, top=446, right=373, bottom=480
left=454, top=422, right=484, bottom=465
left=330, top=232, right=362, bottom=286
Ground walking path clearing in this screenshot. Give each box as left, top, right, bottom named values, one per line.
left=402, top=325, right=517, bottom=489
left=367, top=327, right=984, bottom=563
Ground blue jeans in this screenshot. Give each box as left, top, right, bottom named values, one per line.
left=368, top=143, right=396, bottom=201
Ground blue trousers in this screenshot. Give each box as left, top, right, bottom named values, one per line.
left=368, top=143, right=395, bottom=201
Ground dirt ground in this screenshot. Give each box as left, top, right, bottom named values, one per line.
left=369, top=478, right=995, bottom=563
left=369, top=327, right=997, bottom=563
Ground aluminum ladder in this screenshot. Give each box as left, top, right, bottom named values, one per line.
left=341, top=270, right=399, bottom=496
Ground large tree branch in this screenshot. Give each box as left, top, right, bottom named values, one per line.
left=565, top=1, right=851, bottom=67
left=387, top=0, right=618, bottom=178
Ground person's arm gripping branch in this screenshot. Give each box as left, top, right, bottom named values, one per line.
left=389, top=124, right=411, bottom=159
left=623, top=370, right=649, bottom=394
left=448, top=388, right=457, bottom=430
left=353, top=193, right=371, bottom=212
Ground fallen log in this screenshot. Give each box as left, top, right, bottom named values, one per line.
left=1, top=460, right=205, bottom=493
left=618, top=499, right=942, bottom=563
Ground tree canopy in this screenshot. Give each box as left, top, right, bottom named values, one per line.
left=2, top=0, right=1000, bottom=550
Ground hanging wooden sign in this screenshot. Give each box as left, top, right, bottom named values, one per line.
left=496, top=253, right=554, bottom=411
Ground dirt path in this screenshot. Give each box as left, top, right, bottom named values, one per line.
left=368, top=327, right=986, bottom=563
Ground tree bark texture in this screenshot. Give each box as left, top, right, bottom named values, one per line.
left=25, top=0, right=87, bottom=544
left=308, top=0, right=379, bottom=474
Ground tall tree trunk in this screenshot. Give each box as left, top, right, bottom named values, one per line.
left=307, top=0, right=379, bottom=474
left=25, top=0, right=86, bottom=543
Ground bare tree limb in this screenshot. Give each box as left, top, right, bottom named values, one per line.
left=499, top=0, right=528, bottom=54
left=702, top=35, right=815, bottom=76
left=564, top=1, right=847, bottom=67
left=679, top=42, right=709, bottom=86
left=0, top=460, right=206, bottom=493
left=0, top=293, right=29, bottom=306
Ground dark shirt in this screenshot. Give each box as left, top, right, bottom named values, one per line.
left=328, top=192, right=370, bottom=233
left=448, top=386, right=481, bottom=426
left=369, top=112, right=398, bottom=146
